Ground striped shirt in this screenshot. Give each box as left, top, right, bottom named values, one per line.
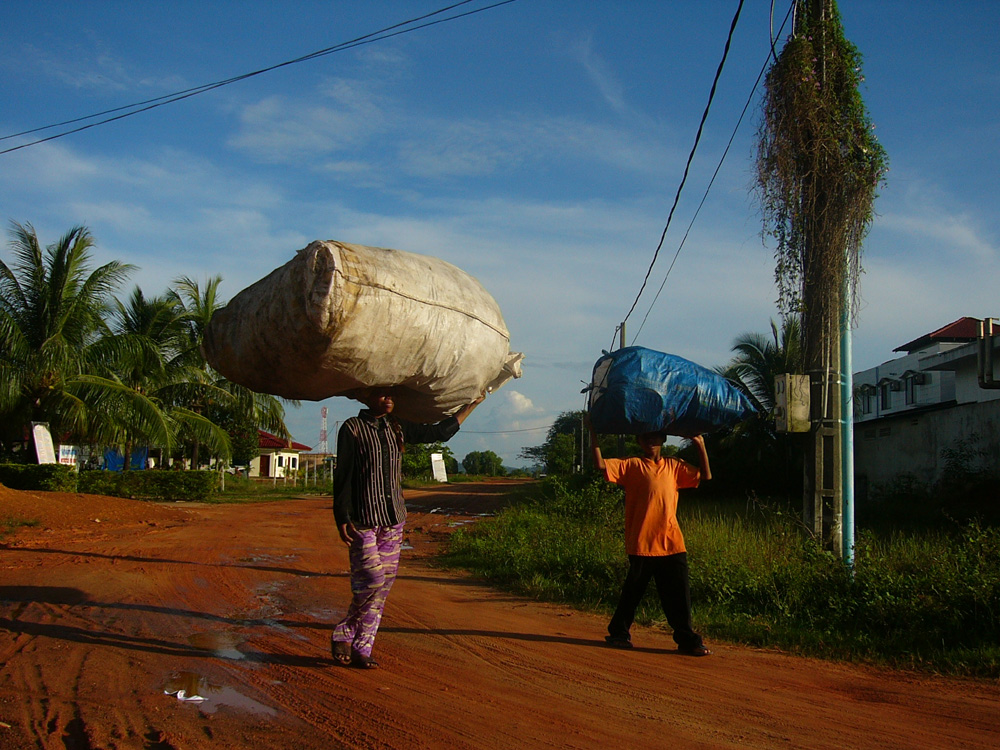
left=333, top=409, right=460, bottom=528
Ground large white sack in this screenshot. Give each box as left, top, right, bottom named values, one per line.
left=203, top=240, right=523, bottom=422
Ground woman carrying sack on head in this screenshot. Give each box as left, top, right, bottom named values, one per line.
left=331, top=389, right=484, bottom=669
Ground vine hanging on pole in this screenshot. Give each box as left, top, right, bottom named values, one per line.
left=756, top=0, right=887, bottom=331
left=755, top=0, right=887, bottom=544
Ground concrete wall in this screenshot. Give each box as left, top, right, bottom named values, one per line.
left=952, top=357, right=1000, bottom=404
left=854, top=399, right=1000, bottom=495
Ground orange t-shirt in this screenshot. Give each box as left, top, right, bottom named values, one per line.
left=603, top=456, right=701, bottom=556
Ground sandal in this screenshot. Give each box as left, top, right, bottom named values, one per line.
left=331, top=639, right=352, bottom=666
left=605, top=635, right=634, bottom=650
left=679, top=644, right=712, bottom=657
left=351, top=652, right=379, bottom=669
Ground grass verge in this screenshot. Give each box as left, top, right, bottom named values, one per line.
left=210, top=475, right=333, bottom=503
left=443, top=477, right=1000, bottom=678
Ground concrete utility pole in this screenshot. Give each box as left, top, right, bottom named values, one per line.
left=798, top=0, right=843, bottom=554
left=804, top=311, right=844, bottom=556
left=757, top=0, right=885, bottom=555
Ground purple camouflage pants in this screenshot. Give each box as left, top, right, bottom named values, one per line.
left=332, top=523, right=404, bottom=658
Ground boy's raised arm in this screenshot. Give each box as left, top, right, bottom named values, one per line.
left=691, top=434, right=712, bottom=481
left=585, top=415, right=606, bottom=472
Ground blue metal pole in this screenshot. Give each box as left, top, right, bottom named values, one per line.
left=841, top=289, right=855, bottom=566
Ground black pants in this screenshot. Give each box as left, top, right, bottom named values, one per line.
left=608, top=552, right=702, bottom=650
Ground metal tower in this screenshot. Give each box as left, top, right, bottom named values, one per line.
left=319, top=406, right=328, bottom=454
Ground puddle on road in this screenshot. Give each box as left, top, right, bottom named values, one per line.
left=237, top=551, right=300, bottom=566
left=163, top=671, right=277, bottom=717
left=406, top=504, right=495, bottom=518
left=188, top=631, right=245, bottom=660
left=304, top=605, right=345, bottom=621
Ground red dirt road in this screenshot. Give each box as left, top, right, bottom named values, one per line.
left=1, top=481, right=997, bottom=749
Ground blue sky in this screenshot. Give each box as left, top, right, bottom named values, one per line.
left=2, top=1, right=998, bottom=467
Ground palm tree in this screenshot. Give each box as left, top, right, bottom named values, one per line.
left=711, top=317, right=804, bottom=498
left=95, top=286, right=231, bottom=469
left=723, top=317, right=803, bottom=416
left=168, top=275, right=224, bottom=369
left=0, top=222, right=135, bottom=454
left=168, top=275, right=292, bottom=468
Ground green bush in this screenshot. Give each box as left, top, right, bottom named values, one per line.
left=77, top=470, right=122, bottom=497
left=79, top=470, right=219, bottom=501
left=446, top=478, right=626, bottom=607
left=0, top=463, right=78, bottom=492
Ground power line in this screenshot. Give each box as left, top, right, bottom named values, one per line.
left=632, top=1, right=795, bottom=344
left=2, top=1, right=479, bottom=141
left=0, top=0, right=518, bottom=156
left=616, top=0, right=746, bottom=339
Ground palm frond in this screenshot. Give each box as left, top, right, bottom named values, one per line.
left=170, top=406, right=233, bottom=459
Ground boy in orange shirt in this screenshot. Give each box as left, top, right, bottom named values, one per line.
left=587, top=420, right=712, bottom=656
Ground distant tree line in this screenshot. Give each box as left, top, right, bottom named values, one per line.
left=397, top=443, right=508, bottom=479
left=0, top=221, right=293, bottom=469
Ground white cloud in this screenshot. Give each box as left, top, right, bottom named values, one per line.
left=227, top=71, right=682, bottom=182
left=568, top=34, right=629, bottom=116
left=2, top=140, right=102, bottom=187
left=500, top=390, right=541, bottom=416
left=853, top=249, right=1000, bottom=370
left=397, top=120, right=525, bottom=178
left=14, top=39, right=186, bottom=94
left=880, top=209, right=996, bottom=262
left=227, top=81, right=387, bottom=163
left=873, top=177, right=998, bottom=263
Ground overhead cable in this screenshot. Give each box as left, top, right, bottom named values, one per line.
left=631, top=0, right=794, bottom=344
left=1, top=0, right=518, bottom=156
left=615, top=0, right=745, bottom=346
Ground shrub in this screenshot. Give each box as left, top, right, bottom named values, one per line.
left=446, top=478, right=626, bottom=608
left=0, top=463, right=78, bottom=492
left=79, top=470, right=219, bottom=501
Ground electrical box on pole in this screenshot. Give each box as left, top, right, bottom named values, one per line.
left=774, top=374, right=810, bottom=432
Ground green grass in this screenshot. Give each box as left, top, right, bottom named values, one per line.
left=1, top=515, right=40, bottom=541
left=443, top=477, right=1000, bottom=678
left=213, top=473, right=492, bottom=500
left=210, top=474, right=333, bottom=503
left=401, top=474, right=497, bottom=489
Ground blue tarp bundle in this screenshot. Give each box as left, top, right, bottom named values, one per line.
left=103, top=446, right=148, bottom=472
left=587, top=346, right=756, bottom=437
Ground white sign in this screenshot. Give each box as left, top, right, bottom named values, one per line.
left=430, top=453, right=448, bottom=483
left=32, top=422, right=57, bottom=464
left=59, top=445, right=79, bottom=465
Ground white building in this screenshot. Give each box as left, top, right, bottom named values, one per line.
left=248, top=430, right=312, bottom=479
left=853, top=317, right=1000, bottom=495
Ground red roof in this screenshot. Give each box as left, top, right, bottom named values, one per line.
left=894, top=317, right=981, bottom=353
left=258, top=429, right=311, bottom=452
